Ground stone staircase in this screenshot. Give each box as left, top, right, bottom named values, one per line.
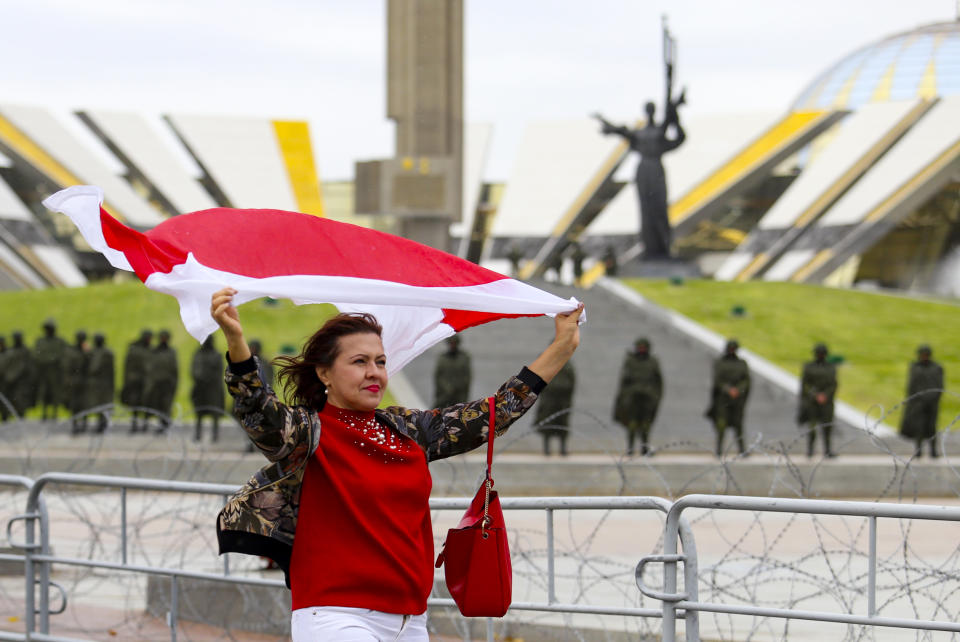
left=399, top=278, right=916, bottom=457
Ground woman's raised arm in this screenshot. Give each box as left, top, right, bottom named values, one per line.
left=403, top=303, right=585, bottom=461
left=211, top=287, right=315, bottom=462
left=211, top=287, right=252, bottom=363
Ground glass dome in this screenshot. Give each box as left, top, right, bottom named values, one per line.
left=792, top=21, right=960, bottom=111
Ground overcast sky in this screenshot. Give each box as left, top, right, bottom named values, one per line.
left=0, top=0, right=955, bottom=180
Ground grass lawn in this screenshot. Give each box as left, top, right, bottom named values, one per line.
left=623, top=278, right=960, bottom=430
left=0, top=278, right=397, bottom=419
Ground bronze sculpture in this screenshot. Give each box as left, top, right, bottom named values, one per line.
left=595, top=17, right=686, bottom=260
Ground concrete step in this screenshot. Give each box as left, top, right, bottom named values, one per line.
left=2, top=444, right=955, bottom=498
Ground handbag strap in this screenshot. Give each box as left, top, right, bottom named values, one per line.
left=482, top=396, right=496, bottom=533
left=486, top=396, right=496, bottom=481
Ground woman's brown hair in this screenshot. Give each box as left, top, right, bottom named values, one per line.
left=274, top=312, right=383, bottom=409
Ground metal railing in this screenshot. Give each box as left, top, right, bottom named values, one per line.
left=639, top=493, right=960, bottom=641
left=1, top=473, right=695, bottom=642
left=3, top=473, right=960, bottom=641
left=0, top=475, right=51, bottom=640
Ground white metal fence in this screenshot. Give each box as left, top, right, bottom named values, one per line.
left=2, top=473, right=960, bottom=641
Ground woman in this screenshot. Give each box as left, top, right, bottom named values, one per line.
left=211, top=287, right=582, bottom=641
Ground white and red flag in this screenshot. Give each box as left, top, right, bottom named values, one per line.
left=44, top=186, right=582, bottom=374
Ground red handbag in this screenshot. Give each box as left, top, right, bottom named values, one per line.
left=435, top=396, right=512, bottom=617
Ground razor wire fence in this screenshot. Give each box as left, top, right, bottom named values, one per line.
left=0, top=397, right=958, bottom=641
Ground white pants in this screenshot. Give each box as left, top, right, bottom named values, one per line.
left=291, top=606, right=429, bottom=641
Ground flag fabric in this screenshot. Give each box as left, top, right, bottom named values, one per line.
left=44, top=186, right=582, bottom=374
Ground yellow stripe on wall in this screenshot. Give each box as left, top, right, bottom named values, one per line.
left=15, top=244, right=64, bottom=287
left=0, top=112, right=127, bottom=222
left=864, top=136, right=960, bottom=224
left=795, top=99, right=932, bottom=230
left=871, top=35, right=914, bottom=103
left=0, top=113, right=80, bottom=188
left=789, top=134, right=960, bottom=283
left=917, top=60, right=937, bottom=99
left=871, top=65, right=897, bottom=102
left=0, top=251, right=38, bottom=289
left=833, top=65, right=863, bottom=109
left=273, top=120, right=324, bottom=217
left=579, top=262, right=607, bottom=288
left=918, top=60, right=938, bottom=99
left=734, top=100, right=933, bottom=283
left=917, top=34, right=943, bottom=99
left=790, top=249, right=834, bottom=283
left=668, top=110, right=829, bottom=224
left=734, top=253, right=769, bottom=282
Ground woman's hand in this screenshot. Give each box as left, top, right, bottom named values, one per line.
left=528, top=303, right=584, bottom=384
left=211, top=287, right=242, bottom=336
left=210, top=287, right=251, bottom=363
left=553, top=303, right=583, bottom=352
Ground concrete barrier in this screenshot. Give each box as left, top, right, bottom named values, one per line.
left=2, top=451, right=957, bottom=498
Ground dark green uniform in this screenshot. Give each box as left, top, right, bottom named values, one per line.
left=122, top=332, right=152, bottom=432
left=4, top=333, right=35, bottom=417
left=86, top=335, right=115, bottom=433
left=144, top=336, right=178, bottom=432
left=707, top=350, right=750, bottom=456
left=434, top=342, right=471, bottom=408
left=900, top=355, right=943, bottom=458
left=191, top=338, right=225, bottom=441
left=64, top=333, right=90, bottom=434
left=614, top=343, right=663, bottom=455
left=535, top=360, right=575, bottom=456
left=798, top=349, right=837, bottom=457
left=34, top=327, right=67, bottom=419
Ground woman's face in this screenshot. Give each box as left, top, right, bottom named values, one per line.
left=316, top=332, right=387, bottom=412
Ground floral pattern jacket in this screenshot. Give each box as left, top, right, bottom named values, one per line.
left=217, top=356, right=545, bottom=586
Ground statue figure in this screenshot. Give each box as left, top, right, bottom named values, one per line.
left=595, top=17, right=686, bottom=260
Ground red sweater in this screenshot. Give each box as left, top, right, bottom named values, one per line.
left=289, top=403, right=433, bottom=614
